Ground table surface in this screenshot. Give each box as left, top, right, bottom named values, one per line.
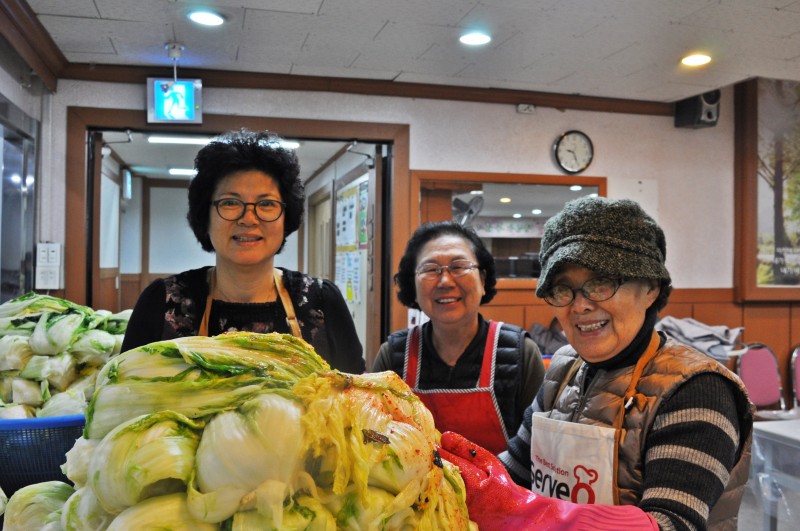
left=753, top=419, right=800, bottom=447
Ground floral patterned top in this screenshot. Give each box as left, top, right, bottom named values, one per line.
left=120, top=266, right=365, bottom=373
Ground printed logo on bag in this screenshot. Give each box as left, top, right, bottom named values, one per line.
left=532, top=456, right=600, bottom=502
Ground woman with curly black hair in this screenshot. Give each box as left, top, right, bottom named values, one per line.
left=121, top=130, right=365, bottom=373
left=372, top=221, right=545, bottom=454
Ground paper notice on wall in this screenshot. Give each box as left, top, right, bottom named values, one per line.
left=334, top=250, right=361, bottom=303
left=335, top=186, right=358, bottom=250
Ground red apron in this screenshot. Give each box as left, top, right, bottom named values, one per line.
left=404, top=320, right=509, bottom=454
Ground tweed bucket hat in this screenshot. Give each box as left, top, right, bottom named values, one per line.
left=535, top=196, right=671, bottom=298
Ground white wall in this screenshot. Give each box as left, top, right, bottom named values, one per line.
left=26, top=79, right=735, bottom=289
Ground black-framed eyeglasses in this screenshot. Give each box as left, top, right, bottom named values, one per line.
left=544, top=277, right=628, bottom=307
left=212, top=198, right=286, bottom=222
left=416, top=259, right=478, bottom=281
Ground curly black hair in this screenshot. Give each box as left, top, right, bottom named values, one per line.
left=394, top=221, right=497, bottom=309
left=187, top=129, right=305, bottom=253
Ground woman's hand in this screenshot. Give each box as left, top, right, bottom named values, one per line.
left=438, top=431, right=659, bottom=531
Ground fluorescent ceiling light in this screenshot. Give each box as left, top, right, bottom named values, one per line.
left=280, top=140, right=301, bottom=149
left=148, top=136, right=214, bottom=145
left=460, top=32, right=491, bottom=46
left=188, top=11, right=224, bottom=26
left=681, top=54, right=711, bottom=66
left=470, top=190, right=484, bottom=195
left=169, top=168, right=197, bottom=176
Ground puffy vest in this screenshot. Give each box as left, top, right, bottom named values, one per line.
left=540, top=335, right=753, bottom=530
left=386, top=321, right=528, bottom=439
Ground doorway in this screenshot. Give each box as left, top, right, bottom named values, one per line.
left=66, top=107, right=410, bottom=363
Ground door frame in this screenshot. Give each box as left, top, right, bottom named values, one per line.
left=65, top=106, right=410, bottom=344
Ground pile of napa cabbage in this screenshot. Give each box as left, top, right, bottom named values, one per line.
left=0, top=292, right=131, bottom=419
left=1, top=332, right=474, bottom=530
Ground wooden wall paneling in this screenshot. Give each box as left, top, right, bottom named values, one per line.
left=94, top=268, right=119, bottom=312
left=525, top=305, right=556, bottom=331
left=480, top=305, right=525, bottom=328
left=420, top=188, right=452, bottom=223
left=120, top=274, right=140, bottom=310
left=691, top=302, right=743, bottom=330
left=660, top=302, right=693, bottom=319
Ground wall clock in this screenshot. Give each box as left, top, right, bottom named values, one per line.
left=553, top=130, right=593, bottom=174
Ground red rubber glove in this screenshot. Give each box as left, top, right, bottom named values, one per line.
left=438, top=431, right=658, bottom=531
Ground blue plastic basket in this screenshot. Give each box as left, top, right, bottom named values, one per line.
left=0, top=414, right=85, bottom=497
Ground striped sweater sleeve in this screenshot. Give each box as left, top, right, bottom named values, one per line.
left=639, top=372, right=741, bottom=530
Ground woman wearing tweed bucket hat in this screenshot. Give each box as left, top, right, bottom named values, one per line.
left=439, top=196, right=755, bottom=530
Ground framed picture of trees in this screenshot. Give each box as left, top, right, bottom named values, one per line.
left=735, top=78, right=800, bottom=301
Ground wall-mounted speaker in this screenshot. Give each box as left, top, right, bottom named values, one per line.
left=674, top=89, right=721, bottom=128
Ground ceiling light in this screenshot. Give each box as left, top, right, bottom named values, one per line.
left=169, top=168, right=197, bottom=176
left=280, top=140, right=301, bottom=149
left=499, top=197, right=511, bottom=203
left=460, top=32, right=491, bottom=46
left=512, top=213, right=522, bottom=219
left=531, top=209, right=542, bottom=215
left=681, top=54, right=711, bottom=67
left=188, top=10, right=225, bottom=26
left=149, top=136, right=214, bottom=145
left=570, top=185, right=583, bottom=191
left=470, top=190, right=484, bottom=195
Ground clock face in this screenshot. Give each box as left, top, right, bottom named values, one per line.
left=554, top=130, right=593, bottom=174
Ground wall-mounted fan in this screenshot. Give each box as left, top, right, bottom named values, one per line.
left=452, top=196, right=484, bottom=226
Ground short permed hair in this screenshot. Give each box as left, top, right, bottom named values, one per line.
left=187, top=129, right=305, bottom=253
left=394, top=221, right=497, bottom=309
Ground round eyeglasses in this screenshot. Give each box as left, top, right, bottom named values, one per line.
left=212, top=198, right=286, bottom=222
left=416, top=260, right=478, bottom=281
left=544, top=277, right=627, bottom=307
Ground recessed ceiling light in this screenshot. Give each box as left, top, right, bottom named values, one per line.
left=499, top=197, right=511, bottom=203
left=531, top=209, right=542, bottom=215
left=460, top=32, right=491, bottom=46
left=169, top=168, right=197, bottom=176
left=149, top=136, right=214, bottom=145
left=188, top=10, right=225, bottom=26
left=681, top=53, right=711, bottom=67
left=570, top=185, right=583, bottom=191
left=512, top=213, right=522, bottom=219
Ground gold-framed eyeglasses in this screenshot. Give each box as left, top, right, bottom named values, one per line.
left=212, top=198, right=286, bottom=222
left=544, top=277, right=628, bottom=307
left=416, top=260, right=478, bottom=281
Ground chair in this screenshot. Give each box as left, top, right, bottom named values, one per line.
left=736, top=343, right=786, bottom=412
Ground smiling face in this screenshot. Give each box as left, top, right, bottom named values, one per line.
left=208, top=169, right=285, bottom=269
left=414, top=234, right=485, bottom=329
left=551, top=263, right=659, bottom=363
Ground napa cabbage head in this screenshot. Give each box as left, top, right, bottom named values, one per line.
left=29, top=311, right=87, bottom=356
left=60, top=486, right=115, bottom=531
left=0, top=335, right=34, bottom=370
left=2, top=481, right=74, bottom=531
left=188, top=392, right=305, bottom=524
left=88, top=411, right=203, bottom=514
left=105, top=493, right=217, bottom=531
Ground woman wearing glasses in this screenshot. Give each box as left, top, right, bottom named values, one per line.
left=372, top=221, right=545, bottom=454
left=120, top=130, right=365, bottom=374
left=438, top=197, right=754, bottom=530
